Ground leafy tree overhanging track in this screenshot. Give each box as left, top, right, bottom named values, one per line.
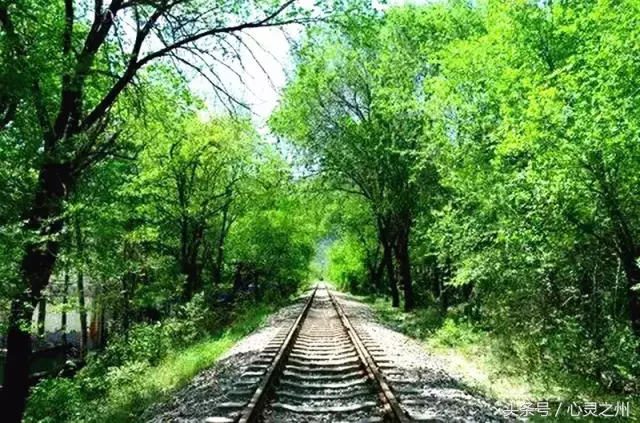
left=206, top=284, right=410, bottom=423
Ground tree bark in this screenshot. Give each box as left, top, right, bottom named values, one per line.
left=379, top=227, right=399, bottom=308
left=440, top=257, right=452, bottom=317
left=374, top=255, right=385, bottom=294
left=3, top=299, right=34, bottom=422
left=212, top=246, right=223, bottom=284
left=61, top=265, right=69, bottom=344
left=179, top=218, right=203, bottom=301
left=121, top=271, right=133, bottom=339
left=75, top=218, right=88, bottom=358
left=99, top=304, right=107, bottom=350
left=37, top=296, right=47, bottom=337
left=213, top=204, right=230, bottom=284
left=181, top=258, right=200, bottom=301
left=618, top=247, right=640, bottom=339
left=394, top=224, right=414, bottom=312
left=89, top=282, right=104, bottom=350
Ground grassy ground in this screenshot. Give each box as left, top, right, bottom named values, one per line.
left=95, top=303, right=276, bottom=422
left=359, top=295, right=638, bottom=421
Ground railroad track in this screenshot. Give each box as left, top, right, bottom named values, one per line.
left=206, top=284, right=410, bottom=423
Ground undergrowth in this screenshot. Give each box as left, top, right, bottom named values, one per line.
left=24, top=298, right=285, bottom=423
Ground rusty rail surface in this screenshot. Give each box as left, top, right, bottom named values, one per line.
left=327, top=286, right=410, bottom=423
left=233, top=283, right=409, bottom=423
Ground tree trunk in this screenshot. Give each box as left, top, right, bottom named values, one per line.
left=37, top=296, right=47, bottom=337
left=609, top=217, right=640, bottom=339
left=431, top=256, right=441, bottom=299
left=122, top=259, right=139, bottom=335
left=374, top=255, right=385, bottom=294
left=89, top=282, right=102, bottom=349
left=234, top=263, right=243, bottom=292
left=439, top=257, right=452, bottom=316
left=619, top=248, right=640, bottom=339
left=99, top=305, right=107, bottom=350
left=180, top=216, right=191, bottom=300
left=440, top=287, right=449, bottom=317
left=121, top=271, right=133, bottom=339
left=75, top=218, right=88, bottom=358
left=180, top=219, right=203, bottom=301
left=589, top=160, right=640, bottom=339
left=181, top=260, right=199, bottom=301
left=2, top=161, right=73, bottom=422
left=3, top=299, right=34, bottom=422
left=213, top=205, right=230, bottom=284
left=61, top=266, right=69, bottom=344
left=394, top=225, right=414, bottom=312
left=213, top=242, right=224, bottom=285
left=380, top=229, right=399, bottom=308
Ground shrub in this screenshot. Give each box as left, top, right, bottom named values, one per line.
left=433, top=318, right=482, bottom=348
left=25, top=379, right=83, bottom=423
left=164, top=293, right=209, bottom=347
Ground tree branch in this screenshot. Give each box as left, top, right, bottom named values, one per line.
left=63, top=0, right=74, bottom=54
left=136, top=0, right=301, bottom=68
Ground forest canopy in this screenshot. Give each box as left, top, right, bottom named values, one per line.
left=273, top=0, right=640, bottom=396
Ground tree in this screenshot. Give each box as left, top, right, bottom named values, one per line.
left=324, top=194, right=383, bottom=294
left=271, top=4, right=479, bottom=310
left=423, top=0, right=640, bottom=379
left=226, top=163, right=321, bottom=297
left=0, top=0, right=350, bottom=418
left=132, top=115, right=258, bottom=299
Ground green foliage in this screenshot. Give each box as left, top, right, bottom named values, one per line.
left=327, top=238, right=367, bottom=292
left=227, top=178, right=322, bottom=296
left=280, top=0, right=640, bottom=397
left=7, top=0, right=640, bottom=418
left=25, top=379, right=84, bottom=423
left=419, top=0, right=640, bottom=391
left=433, top=319, right=482, bottom=349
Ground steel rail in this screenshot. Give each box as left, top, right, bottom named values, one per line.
left=236, top=284, right=318, bottom=423
left=327, top=286, right=410, bottom=423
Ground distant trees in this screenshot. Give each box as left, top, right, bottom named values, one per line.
left=131, top=116, right=258, bottom=301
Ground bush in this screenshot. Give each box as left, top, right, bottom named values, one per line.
left=164, top=293, right=209, bottom=347
left=433, top=318, right=482, bottom=348
left=104, top=361, right=152, bottom=407
left=25, top=379, right=83, bottom=423
left=128, top=323, right=170, bottom=366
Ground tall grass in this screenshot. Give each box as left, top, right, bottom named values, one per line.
left=97, top=304, right=273, bottom=422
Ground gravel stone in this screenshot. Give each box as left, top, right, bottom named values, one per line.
left=333, top=290, right=513, bottom=422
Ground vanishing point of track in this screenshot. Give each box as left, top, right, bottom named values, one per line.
left=206, top=284, right=410, bottom=423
